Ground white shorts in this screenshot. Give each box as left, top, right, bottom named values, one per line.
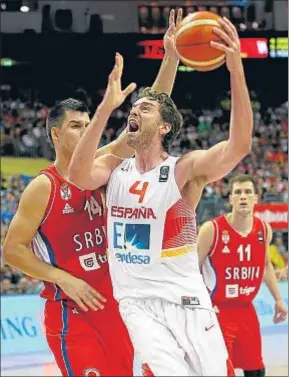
left=119, top=298, right=228, bottom=376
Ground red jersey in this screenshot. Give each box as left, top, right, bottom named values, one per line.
left=202, top=215, right=267, bottom=305
left=31, top=165, right=110, bottom=301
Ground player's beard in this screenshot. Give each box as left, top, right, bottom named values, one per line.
left=127, top=125, right=158, bottom=151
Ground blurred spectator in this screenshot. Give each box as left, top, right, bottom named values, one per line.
left=269, top=231, right=288, bottom=270
left=1, top=89, right=52, bottom=159
left=15, top=276, right=30, bottom=294
left=138, top=3, right=265, bottom=33
left=270, top=243, right=287, bottom=271
left=1, top=278, right=15, bottom=295
left=274, top=233, right=288, bottom=261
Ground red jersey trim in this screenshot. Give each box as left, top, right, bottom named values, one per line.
left=260, top=219, right=268, bottom=242
left=209, top=219, right=219, bottom=257
left=39, top=171, right=57, bottom=226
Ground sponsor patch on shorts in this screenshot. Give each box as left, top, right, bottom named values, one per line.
left=181, top=296, right=200, bottom=307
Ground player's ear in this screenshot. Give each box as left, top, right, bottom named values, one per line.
left=229, top=194, right=233, bottom=205
left=254, top=193, right=258, bottom=204
left=160, top=122, right=172, bottom=136
left=51, top=127, right=59, bottom=144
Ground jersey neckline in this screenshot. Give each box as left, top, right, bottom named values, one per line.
left=52, top=164, right=85, bottom=192
left=131, top=155, right=174, bottom=176
left=223, top=214, right=256, bottom=238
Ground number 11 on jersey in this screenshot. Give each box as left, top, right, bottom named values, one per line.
left=237, top=244, right=251, bottom=262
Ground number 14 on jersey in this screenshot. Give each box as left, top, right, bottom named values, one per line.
left=84, top=197, right=102, bottom=220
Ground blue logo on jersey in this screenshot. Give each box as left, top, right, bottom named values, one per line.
left=113, top=223, right=151, bottom=264
left=113, top=223, right=150, bottom=250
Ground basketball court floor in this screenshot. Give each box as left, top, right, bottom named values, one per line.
left=1, top=331, right=288, bottom=376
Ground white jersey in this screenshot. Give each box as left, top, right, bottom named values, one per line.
left=106, top=156, right=212, bottom=308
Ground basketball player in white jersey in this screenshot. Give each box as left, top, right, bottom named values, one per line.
left=68, top=18, right=253, bottom=376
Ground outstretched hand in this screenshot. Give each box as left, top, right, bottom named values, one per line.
left=211, top=17, right=243, bottom=73
left=163, top=8, right=183, bottom=59
left=102, top=53, right=137, bottom=112
left=273, top=299, right=288, bottom=324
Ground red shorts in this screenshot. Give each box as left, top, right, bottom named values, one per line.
left=44, top=298, right=133, bottom=376
left=216, top=302, right=264, bottom=371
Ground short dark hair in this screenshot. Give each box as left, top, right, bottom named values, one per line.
left=46, top=98, right=89, bottom=144
left=229, top=174, right=258, bottom=194
left=138, top=88, right=183, bottom=152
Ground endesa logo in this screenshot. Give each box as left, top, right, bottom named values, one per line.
left=115, top=252, right=150, bottom=264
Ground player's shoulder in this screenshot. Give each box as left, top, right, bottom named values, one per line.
left=20, top=174, right=51, bottom=205
left=262, top=219, right=272, bottom=242
left=254, top=216, right=272, bottom=234
left=111, top=156, right=134, bottom=172
left=207, top=214, right=225, bottom=228
left=199, top=215, right=228, bottom=237
left=199, top=219, right=215, bottom=235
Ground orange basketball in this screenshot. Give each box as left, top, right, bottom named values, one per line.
left=175, top=11, right=226, bottom=72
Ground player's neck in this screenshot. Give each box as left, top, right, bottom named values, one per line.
left=227, top=212, right=254, bottom=235
left=134, top=145, right=168, bottom=173
left=54, top=156, right=71, bottom=180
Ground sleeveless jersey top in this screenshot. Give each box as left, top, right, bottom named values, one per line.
left=31, top=165, right=110, bottom=301
left=106, top=156, right=212, bottom=309
left=202, top=215, right=267, bottom=305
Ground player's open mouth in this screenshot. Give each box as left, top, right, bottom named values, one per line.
left=240, top=203, right=247, bottom=207
left=128, top=119, right=140, bottom=133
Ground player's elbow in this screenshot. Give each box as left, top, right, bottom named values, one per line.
left=229, top=137, right=252, bottom=160
left=239, top=138, right=252, bottom=156
left=2, top=241, right=20, bottom=267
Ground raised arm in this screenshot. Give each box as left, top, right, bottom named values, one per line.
left=151, top=8, right=182, bottom=96
left=95, top=9, right=183, bottom=159
left=197, top=221, right=215, bottom=267
left=2, top=176, right=106, bottom=311
left=176, top=17, right=253, bottom=189
left=94, top=129, right=131, bottom=159
left=68, top=53, right=136, bottom=190
left=263, top=222, right=288, bottom=323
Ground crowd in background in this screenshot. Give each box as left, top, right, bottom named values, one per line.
left=1, top=85, right=288, bottom=294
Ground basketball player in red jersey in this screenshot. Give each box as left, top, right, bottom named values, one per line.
left=198, top=174, right=288, bottom=377
left=2, top=9, right=183, bottom=376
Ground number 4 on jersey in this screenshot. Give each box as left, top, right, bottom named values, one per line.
left=84, top=196, right=102, bottom=220
left=129, top=181, right=149, bottom=204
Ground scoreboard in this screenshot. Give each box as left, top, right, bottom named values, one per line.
left=269, top=37, right=288, bottom=58
left=137, top=36, right=288, bottom=60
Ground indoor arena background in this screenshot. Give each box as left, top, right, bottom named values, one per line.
left=1, top=0, right=288, bottom=376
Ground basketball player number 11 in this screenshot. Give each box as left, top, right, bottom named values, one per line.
left=129, top=181, right=149, bottom=204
